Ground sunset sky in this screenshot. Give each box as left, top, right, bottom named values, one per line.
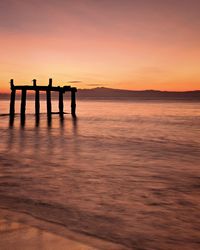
left=0, top=0, right=200, bottom=92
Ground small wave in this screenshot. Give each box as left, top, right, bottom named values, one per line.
left=0, top=194, right=129, bottom=249
left=0, top=207, right=126, bottom=250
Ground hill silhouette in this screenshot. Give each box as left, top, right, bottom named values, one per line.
left=0, top=87, right=200, bottom=101
left=77, top=87, right=200, bottom=100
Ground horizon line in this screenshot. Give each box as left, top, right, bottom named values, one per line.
left=1, top=87, right=200, bottom=94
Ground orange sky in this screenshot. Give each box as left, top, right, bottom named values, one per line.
left=0, top=0, right=200, bottom=92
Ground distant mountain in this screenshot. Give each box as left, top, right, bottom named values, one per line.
left=0, top=93, right=10, bottom=100
left=77, top=87, right=200, bottom=101
left=1, top=87, right=200, bottom=101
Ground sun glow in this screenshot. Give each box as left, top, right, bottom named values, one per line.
left=0, top=0, right=200, bottom=92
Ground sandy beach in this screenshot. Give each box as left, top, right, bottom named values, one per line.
left=0, top=208, right=126, bottom=250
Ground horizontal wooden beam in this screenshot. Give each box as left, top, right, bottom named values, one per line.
left=12, top=85, right=76, bottom=92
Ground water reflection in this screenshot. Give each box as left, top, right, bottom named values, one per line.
left=9, top=114, right=15, bottom=127
left=8, top=113, right=75, bottom=129
left=6, top=113, right=79, bottom=158
left=35, top=114, right=40, bottom=127
left=72, top=116, right=78, bottom=135
left=47, top=115, right=52, bottom=127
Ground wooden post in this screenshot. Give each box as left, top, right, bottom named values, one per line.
left=33, top=79, right=37, bottom=87
left=46, top=89, right=51, bottom=116
left=71, top=90, right=76, bottom=117
left=21, top=89, right=27, bottom=115
left=35, top=89, right=40, bottom=115
left=33, top=80, right=40, bottom=115
left=49, top=78, right=52, bottom=87
left=10, top=79, right=14, bottom=89
left=59, top=89, right=64, bottom=116
left=46, top=78, right=52, bottom=116
left=10, top=79, right=15, bottom=116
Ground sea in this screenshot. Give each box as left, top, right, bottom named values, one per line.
left=0, top=99, right=200, bottom=250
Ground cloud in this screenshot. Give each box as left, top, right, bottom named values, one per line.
left=67, top=80, right=82, bottom=84
left=86, top=83, right=108, bottom=87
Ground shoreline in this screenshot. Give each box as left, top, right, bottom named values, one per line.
left=0, top=208, right=127, bottom=250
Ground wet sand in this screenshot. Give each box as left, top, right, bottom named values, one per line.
left=0, top=208, right=126, bottom=250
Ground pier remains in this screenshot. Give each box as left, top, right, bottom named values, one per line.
left=9, top=79, right=77, bottom=118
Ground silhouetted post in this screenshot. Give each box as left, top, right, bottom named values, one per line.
left=59, top=89, right=64, bottom=117
left=71, top=90, right=76, bottom=117
left=33, top=79, right=37, bottom=87
left=46, top=78, right=52, bottom=116
left=49, top=78, right=52, bottom=87
left=35, top=90, right=40, bottom=115
left=46, top=90, right=51, bottom=116
left=33, top=79, right=40, bottom=115
left=9, top=79, right=15, bottom=116
left=21, top=89, right=27, bottom=115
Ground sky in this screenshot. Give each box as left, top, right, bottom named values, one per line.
left=0, top=0, right=200, bottom=92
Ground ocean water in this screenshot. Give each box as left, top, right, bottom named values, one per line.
left=0, top=99, right=200, bottom=249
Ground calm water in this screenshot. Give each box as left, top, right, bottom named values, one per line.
left=0, top=100, right=200, bottom=249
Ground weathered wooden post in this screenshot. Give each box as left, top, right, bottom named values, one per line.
left=71, top=88, right=76, bottom=117
left=9, top=79, right=15, bottom=116
left=59, top=88, right=64, bottom=117
left=33, top=79, right=40, bottom=116
left=46, top=78, right=52, bottom=116
left=21, top=88, right=27, bottom=115
left=49, top=78, right=52, bottom=87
